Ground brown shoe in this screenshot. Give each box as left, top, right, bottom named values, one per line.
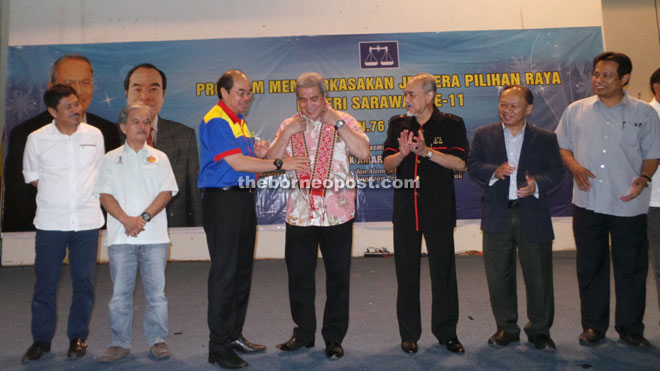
left=150, top=342, right=171, bottom=360
left=99, top=346, right=130, bottom=362
left=579, top=328, right=604, bottom=346
left=488, top=330, right=520, bottom=347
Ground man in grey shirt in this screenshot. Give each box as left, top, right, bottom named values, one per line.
left=555, top=52, right=660, bottom=348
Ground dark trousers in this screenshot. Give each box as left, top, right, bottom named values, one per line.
left=32, top=229, right=98, bottom=343
left=483, top=207, right=554, bottom=338
left=573, top=205, right=648, bottom=335
left=203, top=189, right=256, bottom=352
left=284, top=220, right=353, bottom=344
left=648, top=207, right=660, bottom=311
left=393, top=223, right=459, bottom=342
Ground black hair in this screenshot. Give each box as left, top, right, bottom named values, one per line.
left=123, top=63, right=167, bottom=91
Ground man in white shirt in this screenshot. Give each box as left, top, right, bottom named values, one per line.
left=21, top=84, right=105, bottom=363
left=647, top=67, right=660, bottom=318
left=94, top=103, right=178, bottom=362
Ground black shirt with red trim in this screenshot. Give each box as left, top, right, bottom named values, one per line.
left=382, top=107, right=469, bottom=229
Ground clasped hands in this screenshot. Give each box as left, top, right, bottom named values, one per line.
left=122, top=215, right=146, bottom=237
left=397, top=129, right=429, bottom=157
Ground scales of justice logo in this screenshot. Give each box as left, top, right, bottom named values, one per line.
left=359, top=41, right=399, bottom=69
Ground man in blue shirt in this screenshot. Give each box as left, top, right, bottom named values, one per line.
left=198, top=69, right=308, bottom=369
left=556, top=52, right=660, bottom=348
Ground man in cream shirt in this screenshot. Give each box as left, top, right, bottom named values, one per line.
left=94, top=103, right=178, bottom=362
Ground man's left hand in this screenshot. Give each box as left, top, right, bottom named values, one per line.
left=320, top=101, right=342, bottom=126
left=620, top=176, right=647, bottom=202
left=517, top=174, right=536, bottom=198
left=408, top=130, right=428, bottom=157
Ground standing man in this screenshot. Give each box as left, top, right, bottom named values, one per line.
left=124, top=63, right=202, bottom=227
left=95, top=104, right=178, bottom=362
left=4, top=53, right=120, bottom=232
left=468, top=85, right=564, bottom=351
left=382, top=73, right=469, bottom=354
left=556, top=52, right=660, bottom=348
left=199, top=69, right=308, bottom=369
left=267, top=72, right=370, bottom=359
left=647, top=67, right=660, bottom=317
left=21, top=84, right=105, bottom=363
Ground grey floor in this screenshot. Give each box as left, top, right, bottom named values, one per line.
left=1, top=252, right=659, bottom=370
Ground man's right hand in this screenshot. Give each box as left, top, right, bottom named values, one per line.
left=122, top=215, right=146, bottom=237
left=282, top=156, right=310, bottom=171
left=283, top=116, right=307, bottom=138
left=494, top=162, right=516, bottom=180
left=397, top=130, right=411, bottom=157
left=571, top=165, right=596, bottom=191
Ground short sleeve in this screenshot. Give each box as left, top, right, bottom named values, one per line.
left=22, top=134, right=40, bottom=184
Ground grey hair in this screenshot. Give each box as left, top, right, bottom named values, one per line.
left=117, top=103, right=152, bottom=125
left=410, top=73, right=437, bottom=95
left=296, top=72, right=327, bottom=96
left=49, top=54, right=93, bottom=84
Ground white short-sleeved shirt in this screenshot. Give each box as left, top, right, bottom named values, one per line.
left=649, top=98, right=660, bottom=207
left=23, top=121, right=105, bottom=231
left=94, top=143, right=178, bottom=246
left=555, top=92, right=660, bottom=216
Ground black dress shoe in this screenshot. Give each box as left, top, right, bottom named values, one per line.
left=325, top=342, right=344, bottom=359
left=488, top=330, right=520, bottom=346
left=67, top=338, right=87, bottom=358
left=22, top=342, right=51, bottom=363
left=276, top=336, right=314, bottom=351
left=528, top=334, right=556, bottom=351
left=620, top=332, right=650, bottom=348
left=230, top=336, right=266, bottom=353
left=208, top=348, right=248, bottom=369
left=401, top=340, right=418, bottom=354
left=579, top=328, right=604, bottom=346
left=440, top=337, right=465, bottom=353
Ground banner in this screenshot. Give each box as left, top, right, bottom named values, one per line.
left=3, top=27, right=603, bottom=227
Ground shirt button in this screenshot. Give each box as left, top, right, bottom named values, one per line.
left=600, top=164, right=605, bottom=168
left=603, top=149, right=607, bottom=153
left=599, top=180, right=603, bottom=183
left=606, top=121, right=610, bottom=125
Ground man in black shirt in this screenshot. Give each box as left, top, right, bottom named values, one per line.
left=383, top=73, right=469, bottom=354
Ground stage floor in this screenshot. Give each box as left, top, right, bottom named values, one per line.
left=1, top=252, right=659, bottom=370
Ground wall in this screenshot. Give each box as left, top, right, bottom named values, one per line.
left=602, top=0, right=660, bottom=102
left=1, top=0, right=604, bottom=265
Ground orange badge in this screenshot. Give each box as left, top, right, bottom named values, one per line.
left=147, top=156, right=157, bottom=163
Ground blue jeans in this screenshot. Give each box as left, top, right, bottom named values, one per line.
left=32, top=229, right=99, bottom=343
left=108, top=243, right=169, bottom=348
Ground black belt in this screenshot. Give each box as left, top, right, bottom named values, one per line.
left=204, top=186, right=254, bottom=193
left=507, top=199, right=519, bottom=208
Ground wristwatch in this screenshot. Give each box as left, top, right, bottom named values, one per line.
left=334, top=120, right=346, bottom=130
left=641, top=174, right=652, bottom=187
left=141, top=211, right=152, bottom=222
left=273, top=158, right=283, bottom=170
left=426, top=149, right=433, bottom=160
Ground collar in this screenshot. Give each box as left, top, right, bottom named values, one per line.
left=217, top=100, right=244, bottom=125
left=501, top=121, right=527, bottom=137
left=594, top=89, right=629, bottom=108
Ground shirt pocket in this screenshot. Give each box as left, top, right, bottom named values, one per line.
left=621, top=125, right=641, bottom=148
